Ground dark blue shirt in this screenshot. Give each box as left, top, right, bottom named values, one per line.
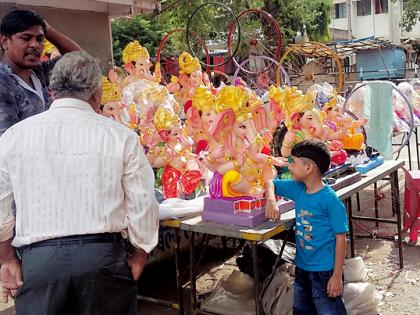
left=0, top=58, right=58, bottom=135
left=273, top=179, right=349, bottom=271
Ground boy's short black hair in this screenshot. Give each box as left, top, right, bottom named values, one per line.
left=0, top=10, right=46, bottom=37
left=291, top=140, right=331, bottom=175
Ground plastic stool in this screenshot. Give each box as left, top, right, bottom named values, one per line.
left=402, top=168, right=420, bottom=244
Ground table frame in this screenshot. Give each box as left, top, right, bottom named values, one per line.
left=180, top=160, right=405, bottom=315
left=180, top=213, right=295, bottom=315
left=144, top=160, right=405, bottom=314
left=336, top=160, right=404, bottom=268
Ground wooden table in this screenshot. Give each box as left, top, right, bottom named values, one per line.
left=180, top=211, right=295, bottom=315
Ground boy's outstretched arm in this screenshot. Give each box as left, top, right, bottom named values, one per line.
left=264, top=180, right=279, bottom=220
left=327, top=233, right=346, bottom=298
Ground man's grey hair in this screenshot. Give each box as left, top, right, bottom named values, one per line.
left=50, top=51, right=102, bottom=101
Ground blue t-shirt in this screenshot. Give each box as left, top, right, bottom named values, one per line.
left=273, top=179, right=349, bottom=271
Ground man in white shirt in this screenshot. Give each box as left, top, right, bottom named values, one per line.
left=0, top=51, right=159, bottom=314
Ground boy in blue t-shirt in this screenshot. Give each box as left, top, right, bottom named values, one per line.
left=265, top=140, right=348, bottom=315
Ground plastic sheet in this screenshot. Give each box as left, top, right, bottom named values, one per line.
left=398, top=81, right=420, bottom=121
left=344, top=257, right=369, bottom=284
left=342, top=257, right=383, bottom=315
left=158, top=196, right=204, bottom=219
left=261, top=264, right=294, bottom=315
left=343, top=282, right=382, bottom=315
left=201, top=271, right=256, bottom=315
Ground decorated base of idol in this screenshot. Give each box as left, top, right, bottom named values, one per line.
left=203, top=195, right=295, bottom=227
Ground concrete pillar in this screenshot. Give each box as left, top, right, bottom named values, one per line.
left=389, top=0, right=402, bottom=44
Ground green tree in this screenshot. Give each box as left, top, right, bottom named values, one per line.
left=111, top=0, right=332, bottom=65
left=262, top=0, right=332, bottom=43
left=111, top=15, right=169, bottom=65
left=392, top=0, right=420, bottom=32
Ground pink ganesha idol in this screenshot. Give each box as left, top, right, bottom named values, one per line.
left=166, top=52, right=211, bottom=108
left=152, top=107, right=202, bottom=199
left=268, top=85, right=286, bottom=133
left=99, top=76, right=125, bottom=124
left=275, top=87, right=347, bottom=167
left=201, top=86, right=287, bottom=226
left=322, top=96, right=367, bottom=152
left=184, top=86, right=217, bottom=155
left=119, top=40, right=161, bottom=87
left=135, top=85, right=176, bottom=161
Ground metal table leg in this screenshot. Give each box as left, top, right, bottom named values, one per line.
left=390, top=170, right=404, bottom=269
left=174, top=228, right=184, bottom=314
left=251, top=241, right=262, bottom=315
left=407, top=134, right=412, bottom=170
left=346, top=197, right=355, bottom=258
left=189, top=232, right=197, bottom=314
left=374, top=182, right=379, bottom=228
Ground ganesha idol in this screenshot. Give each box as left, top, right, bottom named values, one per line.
left=184, top=86, right=217, bottom=155
left=99, top=76, right=125, bottom=123
left=166, top=52, right=211, bottom=108
left=133, top=84, right=178, bottom=156
left=273, top=87, right=348, bottom=169
left=119, top=40, right=161, bottom=87
left=151, top=107, right=202, bottom=199
left=268, top=85, right=286, bottom=132
left=201, top=86, right=287, bottom=226
left=322, top=96, right=367, bottom=152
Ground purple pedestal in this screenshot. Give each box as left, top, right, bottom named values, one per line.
left=203, top=197, right=295, bottom=227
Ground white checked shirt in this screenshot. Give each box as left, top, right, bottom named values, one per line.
left=0, top=98, right=159, bottom=253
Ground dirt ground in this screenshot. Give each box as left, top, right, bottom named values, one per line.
left=1, top=142, right=419, bottom=315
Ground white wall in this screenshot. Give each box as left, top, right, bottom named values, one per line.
left=332, top=17, right=348, bottom=31
left=330, top=0, right=420, bottom=42
left=352, top=15, right=374, bottom=38
left=373, top=12, right=391, bottom=40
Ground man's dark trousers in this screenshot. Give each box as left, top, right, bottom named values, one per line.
left=15, top=234, right=137, bottom=315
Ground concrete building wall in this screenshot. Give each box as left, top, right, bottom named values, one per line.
left=332, top=17, right=348, bottom=31
left=373, top=12, right=391, bottom=40
left=352, top=14, right=375, bottom=38
left=331, top=0, right=420, bottom=42
left=0, top=3, right=113, bottom=72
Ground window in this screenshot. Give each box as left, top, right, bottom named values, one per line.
left=333, top=2, right=347, bottom=19
left=357, top=0, right=372, bottom=16
left=375, top=0, right=388, bottom=14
